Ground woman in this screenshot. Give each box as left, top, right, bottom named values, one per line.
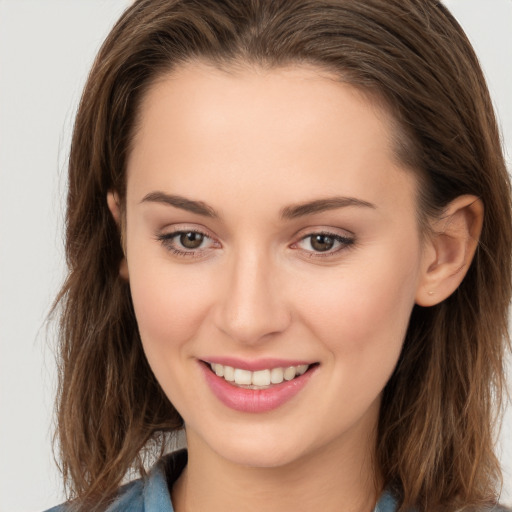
left=48, top=0, right=512, bottom=511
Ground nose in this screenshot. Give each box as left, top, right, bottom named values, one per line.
left=214, top=247, right=291, bottom=345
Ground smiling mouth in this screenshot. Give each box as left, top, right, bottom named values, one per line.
left=205, top=362, right=318, bottom=389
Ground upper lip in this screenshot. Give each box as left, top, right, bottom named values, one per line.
left=201, top=357, right=316, bottom=372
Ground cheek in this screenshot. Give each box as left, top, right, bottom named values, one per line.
left=128, top=259, right=213, bottom=353
left=293, top=247, right=421, bottom=424
left=297, top=243, right=421, bottom=362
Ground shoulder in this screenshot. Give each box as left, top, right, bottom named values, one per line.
left=374, top=490, right=399, bottom=512
left=44, top=450, right=187, bottom=512
left=43, top=480, right=144, bottom=512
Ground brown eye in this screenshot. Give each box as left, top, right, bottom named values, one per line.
left=295, top=231, right=355, bottom=256
left=310, top=234, right=335, bottom=252
left=179, top=232, right=205, bottom=249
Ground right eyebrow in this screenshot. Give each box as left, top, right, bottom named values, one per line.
left=140, top=191, right=219, bottom=218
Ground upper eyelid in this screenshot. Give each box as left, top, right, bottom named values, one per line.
left=159, top=229, right=217, bottom=245
left=157, top=221, right=353, bottom=236
left=158, top=225, right=217, bottom=241
left=299, top=231, right=353, bottom=241
left=293, top=224, right=355, bottom=238
left=161, top=227, right=211, bottom=237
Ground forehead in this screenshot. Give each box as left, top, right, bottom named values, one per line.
left=126, top=62, right=416, bottom=214
left=131, top=62, right=395, bottom=159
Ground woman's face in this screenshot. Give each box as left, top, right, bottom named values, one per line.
left=121, top=63, right=429, bottom=468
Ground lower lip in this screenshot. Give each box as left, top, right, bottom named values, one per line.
left=200, top=363, right=317, bottom=413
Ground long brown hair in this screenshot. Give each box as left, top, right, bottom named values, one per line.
left=54, top=1, right=512, bottom=510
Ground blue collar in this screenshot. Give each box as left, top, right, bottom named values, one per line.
left=47, top=450, right=399, bottom=512
left=106, top=450, right=399, bottom=512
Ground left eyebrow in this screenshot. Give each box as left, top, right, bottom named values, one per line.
left=280, top=197, right=376, bottom=219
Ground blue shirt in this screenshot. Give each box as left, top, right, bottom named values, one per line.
left=47, top=449, right=398, bottom=512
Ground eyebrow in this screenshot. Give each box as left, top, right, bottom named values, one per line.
left=141, top=191, right=375, bottom=219
left=141, top=191, right=219, bottom=218
left=280, top=196, right=376, bottom=219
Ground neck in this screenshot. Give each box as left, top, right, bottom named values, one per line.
left=172, top=425, right=381, bottom=512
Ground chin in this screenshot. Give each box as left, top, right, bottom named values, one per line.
left=217, top=442, right=304, bottom=469
left=195, top=424, right=319, bottom=469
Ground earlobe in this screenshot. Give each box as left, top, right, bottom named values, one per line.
left=415, top=195, right=483, bottom=307
left=106, top=191, right=129, bottom=280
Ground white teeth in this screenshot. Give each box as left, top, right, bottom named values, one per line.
left=223, top=365, right=235, bottom=382
left=296, top=364, right=308, bottom=376
left=252, top=369, right=271, bottom=386
left=234, top=369, right=252, bottom=385
left=209, top=363, right=311, bottom=388
left=283, top=367, right=296, bottom=381
left=270, top=367, right=284, bottom=384
left=213, top=363, right=224, bottom=377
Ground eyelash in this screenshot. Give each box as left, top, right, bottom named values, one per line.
left=294, top=232, right=355, bottom=258
left=156, top=229, right=355, bottom=259
left=156, top=229, right=214, bottom=258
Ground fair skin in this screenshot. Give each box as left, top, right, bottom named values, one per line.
left=108, top=62, right=482, bottom=512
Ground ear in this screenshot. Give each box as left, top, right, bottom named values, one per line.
left=415, top=195, right=483, bottom=306
left=107, top=191, right=129, bottom=280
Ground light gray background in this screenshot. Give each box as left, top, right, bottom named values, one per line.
left=0, top=1, right=510, bottom=511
